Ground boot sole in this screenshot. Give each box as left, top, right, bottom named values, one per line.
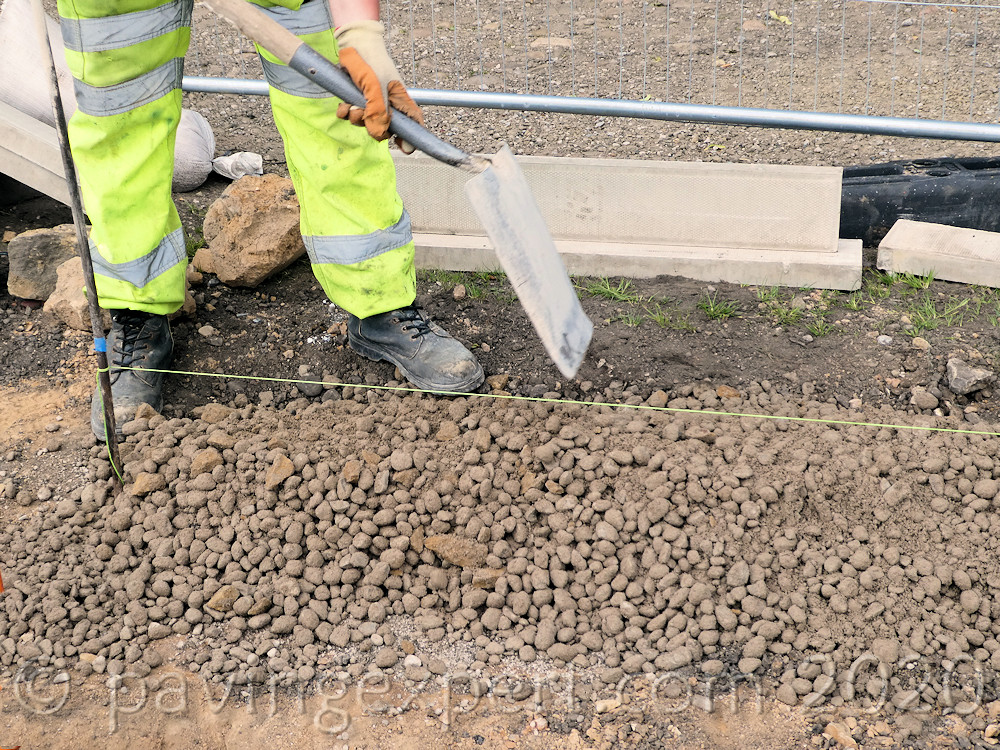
left=349, top=337, right=484, bottom=394
left=91, top=391, right=164, bottom=442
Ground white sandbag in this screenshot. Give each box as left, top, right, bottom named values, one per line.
left=212, top=152, right=264, bottom=180
left=0, top=0, right=217, bottom=193
left=174, top=110, right=216, bottom=192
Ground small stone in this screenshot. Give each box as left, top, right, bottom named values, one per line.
left=135, top=403, right=158, bottom=420
left=472, top=568, right=504, bottom=588
left=435, top=421, right=460, bottom=441
left=727, top=560, right=750, bottom=587
left=271, top=615, right=296, bottom=635
left=823, top=721, right=858, bottom=749
left=341, top=459, right=362, bottom=484
left=776, top=684, right=798, bottom=705
left=427, top=658, right=447, bottom=676
left=737, top=657, right=761, bottom=673
left=200, top=403, right=233, bottom=424
left=374, top=648, right=399, bottom=669
left=872, top=638, right=899, bottom=665
left=911, top=336, right=930, bottom=351
left=877, top=335, right=893, bottom=346
left=646, top=390, right=668, bottom=408
left=248, top=594, right=273, bottom=616
left=910, top=389, right=938, bottom=410
left=716, top=385, right=740, bottom=399
left=206, top=584, right=240, bottom=612
left=453, top=284, right=467, bottom=300
left=701, top=660, right=724, bottom=675
left=960, top=589, right=982, bottom=614
left=947, top=358, right=995, bottom=395
left=424, top=535, right=488, bottom=568
left=548, top=643, right=576, bottom=663
left=595, top=698, right=621, bottom=714
left=131, top=472, right=166, bottom=496
left=191, top=447, right=224, bottom=477
left=148, top=623, right=171, bottom=640
left=486, top=374, right=509, bottom=391
left=265, top=454, right=295, bottom=490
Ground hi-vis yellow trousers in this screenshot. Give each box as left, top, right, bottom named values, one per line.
left=57, top=0, right=416, bottom=318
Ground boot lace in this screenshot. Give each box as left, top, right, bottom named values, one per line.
left=111, top=311, right=154, bottom=368
left=396, top=306, right=433, bottom=339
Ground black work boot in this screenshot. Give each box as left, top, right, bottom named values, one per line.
left=348, top=306, right=484, bottom=393
left=91, top=310, right=173, bottom=440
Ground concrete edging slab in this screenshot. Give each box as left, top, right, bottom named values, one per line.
left=394, top=151, right=858, bottom=290
left=0, top=101, right=69, bottom=205
left=878, top=219, right=1000, bottom=287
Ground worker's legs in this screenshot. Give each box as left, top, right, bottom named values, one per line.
left=58, top=0, right=191, bottom=437
left=58, top=0, right=191, bottom=313
left=255, top=0, right=414, bottom=318
left=257, top=1, right=483, bottom=392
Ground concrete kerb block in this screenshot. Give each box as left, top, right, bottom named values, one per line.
left=878, top=219, right=1000, bottom=287
left=0, top=100, right=70, bottom=205
left=395, top=151, right=860, bottom=291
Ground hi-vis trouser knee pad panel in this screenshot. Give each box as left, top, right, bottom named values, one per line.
left=59, top=0, right=414, bottom=319
left=58, top=0, right=193, bottom=315
left=255, top=1, right=416, bottom=319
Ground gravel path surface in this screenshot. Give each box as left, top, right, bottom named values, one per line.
left=5, top=376, right=1000, bottom=746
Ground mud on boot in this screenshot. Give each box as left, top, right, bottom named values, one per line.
left=91, top=310, right=173, bottom=440
left=347, top=306, right=484, bottom=393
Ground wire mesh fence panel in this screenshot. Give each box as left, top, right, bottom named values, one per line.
left=183, top=0, right=1000, bottom=125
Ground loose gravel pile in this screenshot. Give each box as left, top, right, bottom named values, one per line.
left=4, top=379, right=1000, bottom=720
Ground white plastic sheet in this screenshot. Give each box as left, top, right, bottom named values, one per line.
left=212, top=152, right=264, bottom=180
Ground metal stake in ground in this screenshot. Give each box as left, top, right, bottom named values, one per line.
left=30, top=0, right=123, bottom=485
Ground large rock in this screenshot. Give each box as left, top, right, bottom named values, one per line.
left=6, top=225, right=79, bottom=300
left=193, top=174, right=304, bottom=287
left=43, top=257, right=110, bottom=331
left=947, top=358, right=995, bottom=396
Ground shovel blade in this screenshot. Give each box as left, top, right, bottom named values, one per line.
left=464, top=145, right=593, bottom=379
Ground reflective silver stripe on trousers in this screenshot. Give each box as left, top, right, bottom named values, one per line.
left=91, top=228, right=186, bottom=288
left=258, top=0, right=336, bottom=98
left=260, top=57, right=334, bottom=98
left=60, top=0, right=192, bottom=53
left=73, top=57, right=183, bottom=117
left=304, top=211, right=412, bottom=265
left=259, top=0, right=333, bottom=36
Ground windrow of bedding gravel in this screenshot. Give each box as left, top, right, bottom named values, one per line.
left=3, top=380, right=1000, bottom=728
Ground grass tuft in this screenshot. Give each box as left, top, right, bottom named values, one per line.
left=583, top=277, right=642, bottom=304
left=698, top=291, right=740, bottom=321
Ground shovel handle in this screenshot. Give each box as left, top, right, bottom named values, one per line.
left=202, top=0, right=487, bottom=173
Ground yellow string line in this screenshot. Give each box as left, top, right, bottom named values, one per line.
left=113, top=366, right=1000, bottom=438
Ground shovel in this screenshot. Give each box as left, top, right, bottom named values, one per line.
left=202, top=0, right=592, bottom=379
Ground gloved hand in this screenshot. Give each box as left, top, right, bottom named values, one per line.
left=334, top=20, right=423, bottom=153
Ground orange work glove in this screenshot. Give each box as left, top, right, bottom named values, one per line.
left=334, top=20, right=424, bottom=153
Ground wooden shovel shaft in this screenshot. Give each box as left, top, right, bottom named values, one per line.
left=201, top=0, right=488, bottom=172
